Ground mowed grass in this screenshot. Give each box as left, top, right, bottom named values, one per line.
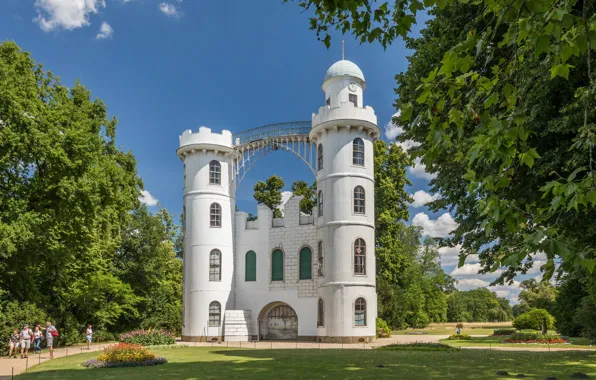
left=441, top=335, right=596, bottom=349
left=392, top=322, right=514, bottom=335
left=17, top=346, right=596, bottom=379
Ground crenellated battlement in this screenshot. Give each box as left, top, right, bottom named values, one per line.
left=235, top=195, right=314, bottom=233
left=310, top=102, right=379, bottom=141
left=178, top=127, right=233, bottom=158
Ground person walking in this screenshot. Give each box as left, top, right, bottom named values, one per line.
left=19, top=324, right=33, bottom=359
left=44, top=321, right=58, bottom=359
left=8, top=330, right=19, bottom=358
left=33, top=326, right=43, bottom=354
left=85, top=325, right=93, bottom=350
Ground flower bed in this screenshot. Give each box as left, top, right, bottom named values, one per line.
left=82, top=343, right=167, bottom=369
left=492, top=329, right=516, bottom=336
left=378, top=343, right=459, bottom=352
left=119, top=329, right=176, bottom=346
left=447, top=333, right=471, bottom=340
left=503, top=331, right=567, bottom=344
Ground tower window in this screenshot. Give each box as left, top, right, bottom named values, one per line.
left=245, top=250, right=256, bottom=281
left=317, top=144, right=323, bottom=171
left=352, top=138, right=364, bottom=166
left=318, top=190, right=323, bottom=217
left=349, top=94, right=358, bottom=107
left=209, top=301, right=221, bottom=326
left=354, top=238, right=366, bottom=275
left=317, top=298, right=324, bottom=327
left=210, top=202, right=221, bottom=227
left=299, top=246, right=312, bottom=280
left=209, top=160, right=221, bottom=185
left=354, top=298, right=367, bottom=326
left=317, top=241, right=324, bottom=277
left=354, top=186, right=365, bottom=214
left=271, top=249, right=284, bottom=281
left=209, top=249, right=221, bottom=281
left=326, top=97, right=330, bottom=106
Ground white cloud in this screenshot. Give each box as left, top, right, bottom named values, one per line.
left=456, top=278, right=490, bottom=290
left=438, top=245, right=480, bottom=266
left=454, top=277, right=523, bottom=303
left=96, top=21, right=113, bottom=39
left=384, top=111, right=421, bottom=151
left=410, top=190, right=440, bottom=208
left=408, top=157, right=436, bottom=180
left=34, top=0, right=106, bottom=32
left=159, top=2, right=182, bottom=17
left=412, top=212, right=458, bottom=238
left=139, top=190, right=159, bottom=206
left=451, top=263, right=484, bottom=276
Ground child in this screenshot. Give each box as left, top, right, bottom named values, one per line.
left=8, top=330, right=19, bottom=358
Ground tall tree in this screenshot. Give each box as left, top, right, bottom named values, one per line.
left=291, top=180, right=317, bottom=214
left=518, top=279, right=557, bottom=313
left=253, top=175, right=284, bottom=218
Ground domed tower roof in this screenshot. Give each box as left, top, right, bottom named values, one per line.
left=323, top=60, right=366, bottom=88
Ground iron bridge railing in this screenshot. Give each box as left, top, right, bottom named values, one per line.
left=232, top=121, right=311, bottom=146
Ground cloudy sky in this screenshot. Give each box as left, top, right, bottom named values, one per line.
left=0, top=0, right=533, bottom=302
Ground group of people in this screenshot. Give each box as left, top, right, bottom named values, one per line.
left=8, top=322, right=58, bottom=359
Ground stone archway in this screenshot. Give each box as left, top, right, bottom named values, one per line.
left=258, top=302, right=298, bottom=340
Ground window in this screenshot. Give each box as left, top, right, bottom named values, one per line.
left=354, top=186, right=365, bottom=214
left=318, top=190, right=323, bottom=217
left=209, top=160, right=221, bottom=185
left=317, top=298, right=324, bottom=327
left=210, top=203, right=221, bottom=227
left=245, top=251, right=256, bottom=281
left=317, top=144, right=323, bottom=171
left=299, top=247, right=312, bottom=280
left=317, top=241, right=324, bottom=277
left=354, top=298, right=366, bottom=326
left=349, top=94, right=358, bottom=107
left=271, top=249, right=284, bottom=281
left=209, top=301, right=221, bottom=326
left=326, top=97, right=330, bottom=106
left=209, top=249, right=221, bottom=281
left=353, top=138, right=364, bottom=166
left=354, top=238, right=366, bottom=275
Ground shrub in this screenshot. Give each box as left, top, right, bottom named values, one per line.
left=99, top=343, right=155, bottom=362
left=0, top=301, right=47, bottom=355
left=82, top=357, right=167, bottom=368
left=119, top=329, right=175, bottom=346
left=378, top=343, right=458, bottom=352
left=447, top=334, right=470, bottom=340
left=492, top=329, right=517, bottom=336
left=513, top=309, right=554, bottom=331
left=504, top=331, right=566, bottom=344
left=376, top=318, right=392, bottom=338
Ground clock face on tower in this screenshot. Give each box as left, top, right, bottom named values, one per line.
left=348, top=83, right=357, bottom=92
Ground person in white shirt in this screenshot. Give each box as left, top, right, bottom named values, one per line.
left=19, top=324, right=33, bottom=359
left=85, top=325, right=93, bottom=350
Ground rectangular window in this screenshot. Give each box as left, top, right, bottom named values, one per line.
left=349, top=94, right=358, bottom=107
left=326, top=97, right=330, bottom=106
left=209, top=303, right=221, bottom=326
left=317, top=241, right=324, bottom=277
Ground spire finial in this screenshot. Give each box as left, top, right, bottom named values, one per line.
left=342, top=40, right=345, bottom=60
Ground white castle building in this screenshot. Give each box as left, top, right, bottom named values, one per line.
left=177, top=59, right=381, bottom=343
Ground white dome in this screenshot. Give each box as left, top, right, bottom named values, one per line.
left=323, top=60, right=365, bottom=85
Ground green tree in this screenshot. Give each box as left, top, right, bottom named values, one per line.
left=254, top=175, right=284, bottom=218
left=291, top=180, right=317, bottom=214
left=518, top=279, right=557, bottom=314
left=553, top=268, right=596, bottom=339
left=447, top=288, right=511, bottom=322
left=513, top=309, right=555, bottom=331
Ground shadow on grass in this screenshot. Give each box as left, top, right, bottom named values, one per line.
left=15, top=348, right=596, bottom=380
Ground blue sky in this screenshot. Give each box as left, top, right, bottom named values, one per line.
left=0, top=0, right=533, bottom=301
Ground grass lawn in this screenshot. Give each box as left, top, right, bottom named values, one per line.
left=441, top=335, right=596, bottom=349
left=392, top=322, right=514, bottom=335
left=17, top=346, right=596, bottom=379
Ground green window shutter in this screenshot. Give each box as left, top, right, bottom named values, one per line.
left=271, top=249, right=283, bottom=281
left=245, top=251, right=256, bottom=281
left=299, top=247, right=312, bottom=280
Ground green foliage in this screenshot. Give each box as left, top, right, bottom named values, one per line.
left=447, top=288, right=512, bottom=322
left=505, top=331, right=565, bottom=344
left=518, top=279, right=557, bottom=314
left=291, top=180, right=317, bottom=214
left=513, top=309, right=555, bottom=331
left=119, top=330, right=176, bottom=346
left=492, top=329, right=517, bottom=336
left=378, top=343, right=459, bottom=351
left=246, top=213, right=258, bottom=221
left=98, top=343, right=156, bottom=363
left=447, top=334, right=470, bottom=340
left=254, top=175, right=285, bottom=217
left=0, top=300, right=47, bottom=355
left=376, top=318, right=392, bottom=337
left=553, top=267, right=596, bottom=340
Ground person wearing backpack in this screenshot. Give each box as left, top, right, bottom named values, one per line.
left=44, top=321, right=58, bottom=359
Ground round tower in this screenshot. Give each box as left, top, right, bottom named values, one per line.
left=177, top=127, right=235, bottom=342
left=311, top=60, right=380, bottom=342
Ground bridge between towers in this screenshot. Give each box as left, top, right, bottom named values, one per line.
left=230, top=121, right=315, bottom=187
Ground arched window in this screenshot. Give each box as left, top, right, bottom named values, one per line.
left=317, top=298, right=324, bottom=327
left=209, top=249, right=221, bottom=281
left=354, top=298, right=366, bottom=326
left=271, top=249, right=284, bottom=281
left=318, top=190, right=323, bottom=217
left=353, top=138, right=364, bottom=166
left=210, top=203, right=221, bottom=227
left=354, top=186, right=365, bottom=214
left=209, top=301, right=221, bottom=326
left=354, top=238, right=366, bottom=275
left=317, top=241, right=324, bottom=277
left=209, top=160, right=221, bottom=185
left=317, top=144, right=323, bottom=171
left=299, top=246, right=312, bottom=280
left=245, top=251, right=256, bottom=282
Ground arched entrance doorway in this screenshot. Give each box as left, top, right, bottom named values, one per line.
left=258, top=302, right=298, bottom=340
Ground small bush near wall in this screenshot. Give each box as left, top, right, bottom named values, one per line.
left=492, top=329, right=517, bottom=336
left=119, top=329, right=175, bottom=346
left=512, top=309, right=554, bottom=331
left=82, top=343, right=167, bottom=368
left=376, top=318, right=391, bottom=338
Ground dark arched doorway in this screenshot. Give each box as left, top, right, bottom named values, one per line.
left=258, top=302, right=298, bottom=340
